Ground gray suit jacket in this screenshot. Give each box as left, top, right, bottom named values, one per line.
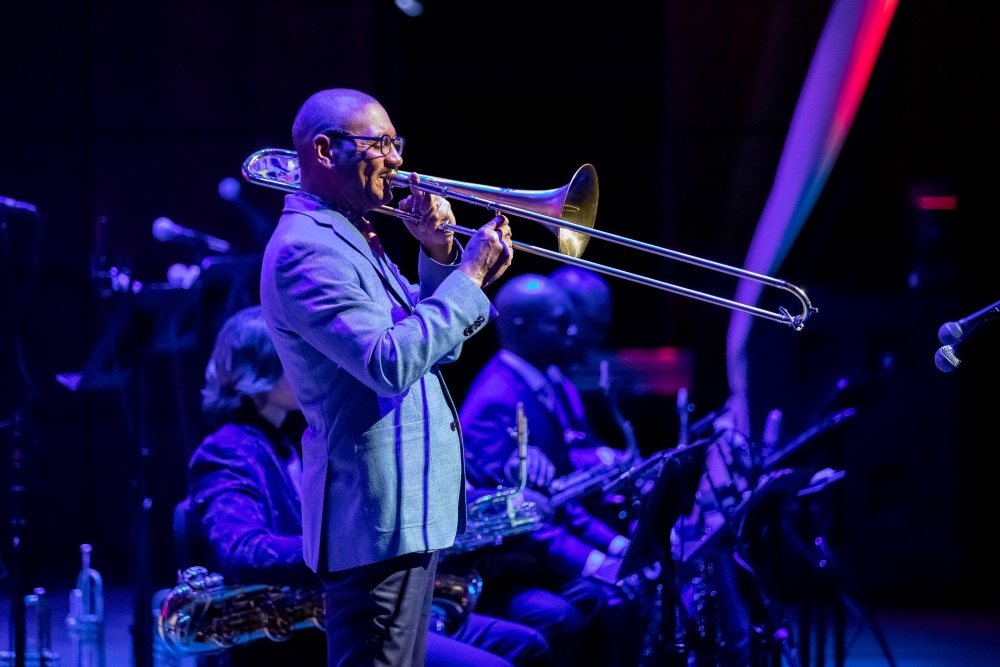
left=260, top=194, right=494, bottom=573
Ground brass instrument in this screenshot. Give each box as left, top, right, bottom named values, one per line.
left=430, top=570, right=483, bottom=636
left=66, top=543, right=105, bottom=667
left=241, top=148, right=817, bottom=329
left=449, top=403, right=546, bottom=555
left=157, top=566, right=325, bottom=656
left=449, top=487, right=546, bottom=555
left=548, top=460, right=641, bottom=509
left=157, top=566, right=484, bottom=656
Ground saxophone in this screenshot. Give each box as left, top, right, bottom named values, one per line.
left=157, top=566, right=484, bottom=656
left=156, top=566, right=325, bottom=656
left=449, top=402, right=546, bottom=555
left=430, top=570, right=484, bottom=636
left=547, top=360, right=642, bottom=508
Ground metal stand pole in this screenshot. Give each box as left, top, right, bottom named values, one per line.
left=4, top=410, right=29, bottom=667
left=1, top=206, right=33, bottom=667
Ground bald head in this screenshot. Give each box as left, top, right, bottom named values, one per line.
left=495, top=274, right=577, bottom=368
left=549, top=266, right=612, bottom=350
left=292, top=88, right=380, bottom=154
left=289, top=88, right=397, bottom=212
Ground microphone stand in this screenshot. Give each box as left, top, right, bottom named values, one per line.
left=2, top=409, right=32, bottom=667
left=76, top=240, right=156, bottom=667
left=1, top=202, right=39, bottom=667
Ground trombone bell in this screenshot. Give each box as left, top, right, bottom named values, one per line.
left=241, top=148, right=598, bottom=259
left=388, top=166, right=598, bottom=259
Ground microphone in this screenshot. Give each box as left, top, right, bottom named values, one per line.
left=0, top=196, right=38, bottom=214
left=938, top=298, right=1000, bottom=345
left=935, top=312, right=1000, bottom=372
left=218, top=176, right=275, bottom=249
left=217, top=177, right=242, bottom=202
left=151, top=217, right=231, bottom=253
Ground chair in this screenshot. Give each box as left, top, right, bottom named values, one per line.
left=173, top=497, right=197, bottom=569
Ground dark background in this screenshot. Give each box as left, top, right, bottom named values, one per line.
left=0, top=0, right=995, bottom=619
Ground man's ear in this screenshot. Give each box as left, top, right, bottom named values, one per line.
left=313, top=134, right=334, bottom=166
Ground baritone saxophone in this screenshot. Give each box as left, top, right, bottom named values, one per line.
left=157, top=566, right=485, bottom=656
left=156, top=566, right=324, bottom=656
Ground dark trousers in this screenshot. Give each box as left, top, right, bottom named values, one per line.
left=446, top=613, right=552, bottom=667
left=321, top=550, right=439, bottom=667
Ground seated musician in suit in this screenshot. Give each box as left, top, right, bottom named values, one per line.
left=547, top=266, right=644, bottom=533
left=457, top=274, right=649, bottom=667
left=176, top=305, right=552, bottom=667
left=527, top=268, right=760, bottom=665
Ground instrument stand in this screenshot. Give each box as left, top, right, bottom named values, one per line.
left=63, top=254, right=261, bottom=667
left=659, top=463, right=815, bottom=667
left=777, top=482, right=897, bottom=667
left=64, top=285, right=174, bottom=667
left=1, top=203, right=43, bottom=667
left=2, top=408, right=35, bottom=667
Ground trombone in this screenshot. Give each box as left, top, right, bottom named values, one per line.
left=242, top=148, right=817, bottom=330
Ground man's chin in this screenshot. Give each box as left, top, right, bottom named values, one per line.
left=376, top=191, right=396, bottom=210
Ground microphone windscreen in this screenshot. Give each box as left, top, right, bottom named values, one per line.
left=152, top=217, right=178, bottom=241
left=938, top=321, right=964, bottom=346
left=934, top=346, right=960, bottom=373
left=218, top=177, right=241, bottom=202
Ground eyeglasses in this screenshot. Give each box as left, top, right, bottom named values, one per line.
left=323, top=132, right=405, bottom=157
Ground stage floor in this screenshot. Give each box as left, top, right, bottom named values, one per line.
left=2, top=583, right=999, bottom=666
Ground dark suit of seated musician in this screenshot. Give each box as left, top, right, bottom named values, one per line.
left=457, top=275, right=649, bottom=667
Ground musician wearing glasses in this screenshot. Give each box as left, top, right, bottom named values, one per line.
left=258, top=88, right=514, bottom=667
left=457, top=274, right=648, bottom=667
left=182, top=306, right=551, bottom=667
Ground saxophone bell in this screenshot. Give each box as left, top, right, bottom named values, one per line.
left=430, top=570, right=483, bottom=636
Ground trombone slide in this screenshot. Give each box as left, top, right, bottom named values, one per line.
left=241, top=148, right=816, bottom=329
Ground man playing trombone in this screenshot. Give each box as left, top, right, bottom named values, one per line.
left=259, top=87, right=513, bottom=667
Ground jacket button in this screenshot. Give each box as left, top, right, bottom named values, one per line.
left=450, top=421, right=458, bottom=431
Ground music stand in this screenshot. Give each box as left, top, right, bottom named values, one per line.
left=56, top=254, right=262, bottom=393
left=619, top=439, right=710, bottom=581
left=2, top=201, right=44, bottom=667
left=740, top=467, right=897, bottom=667
left=58, top=254, right=260, bottom=667
left=616, top=439, right=710, bottom=666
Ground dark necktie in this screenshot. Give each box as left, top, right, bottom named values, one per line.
left=357, top=218, right=415, bottom=309
left=547, top=365, right=588, bottom=440
left=357, top=217, right=384, bottom=256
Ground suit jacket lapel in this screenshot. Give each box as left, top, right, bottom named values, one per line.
left=305, top=211, right=414, bottom=313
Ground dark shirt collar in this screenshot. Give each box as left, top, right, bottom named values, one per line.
left=239, top=411, right=300, bottom=460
